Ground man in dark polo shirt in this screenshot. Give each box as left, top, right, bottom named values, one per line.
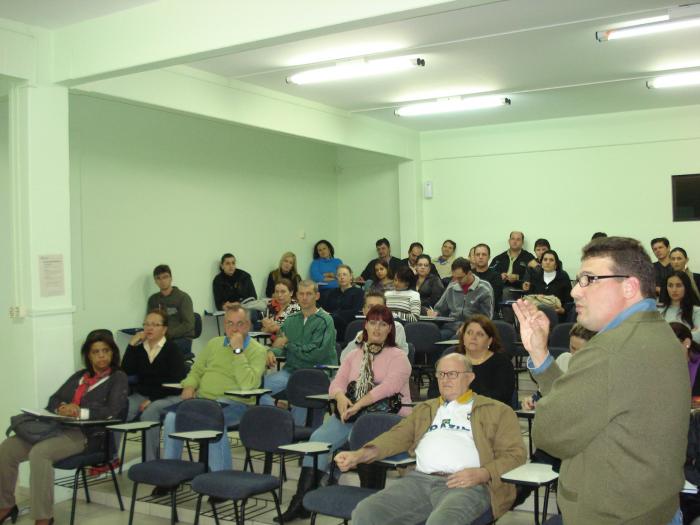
left=489, top=231, right=534, bottom=287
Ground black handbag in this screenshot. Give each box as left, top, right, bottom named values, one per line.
left=334, top=380, right=402, bottom=423
left=6, top=413, right=62, bottom=444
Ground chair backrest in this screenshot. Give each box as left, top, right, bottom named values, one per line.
left=549, top=322, right=574, bottom=348
left=348, top=413, right=403, bottom=451
left=493, top=320, right=517, bottom=355
left=440, top=345, right=459, bottom=358
left=239, top=406, right=294, bottom=453
left=343, top=318, right=365, bottom=345
left=286, top=369, right=331, bottom=410
left=174, top=399, right=224, bottom=433
left=538, top=306, right=559, bottom=330
left=404, top=322, right=441, bottom=355
left=407, top=342, right=415, bottom=365
left=193, top=312, right=203, bottom=339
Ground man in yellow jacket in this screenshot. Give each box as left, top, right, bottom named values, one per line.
left=335, top=352, right=526, bottom=524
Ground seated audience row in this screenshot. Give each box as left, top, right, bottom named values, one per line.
left=278, top=304, right=412, bottom=521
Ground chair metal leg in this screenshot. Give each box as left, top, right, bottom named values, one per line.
left=310, top=513, right=317, bottom=525
left=244, top=450, right=252, bottom=472
left=263, top=452, right=273, bottom=474
left=193, top=494, right=202, bottom=525
left=70, top=469, right=80, bottom=525
left=212, top=500, right=221, bottom=525
left=534, top=486, right=541, bottom=525
left=278, top=452, right=285, bottom=502
left=80, top=467, right=91, bottom=503
left=128, top=482, right=138, bottom=525
left=240, top=498, right=247, bottom=524
left=232, top=501, right=239, bottom=525
left=271, top=491, right=284, bottom=525
left=170, top=489, right=178, bottom=524
left=119, top=431, right=127, bottom=474
left=186, top=441, right=193, bottom=462
left=108, top=462, right=124, bottom=510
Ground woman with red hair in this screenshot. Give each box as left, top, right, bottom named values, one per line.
left=276, top=305, right=412, bottom=522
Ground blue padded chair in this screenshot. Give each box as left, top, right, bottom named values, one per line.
left=191, top=406, right=294, bottom=525
left=493, top=320, right=517, bottom=356
left=286, top=369, right=330, bottom=441
left=538, top=306, right=559, bottom=331
left=126, top=399, right=224, bottom=525
left=54, top=437, right=124, bottom=525
left=549, top=322, right=574, bottom=349
left=343, top=318, right=365, bottom=346
left=405, top=322, right=442, bottom=390
left=302, top=413, right=403, bottom=525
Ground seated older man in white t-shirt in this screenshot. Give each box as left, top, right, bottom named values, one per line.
left=335, top=353, right=526, bottom=525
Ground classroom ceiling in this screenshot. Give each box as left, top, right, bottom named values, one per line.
left=0, top=0, right=155, bottom=29
left=0, top=0, right=699, bottom=131
left=185, top=0, right=700, bottom=131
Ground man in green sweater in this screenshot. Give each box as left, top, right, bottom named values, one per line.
left=147, top=264, right=195, bottom=357
left=161, top=305, right=267, bottom=472
left=514, top=237, right=690, bottom=525
left=262, top=280, right=337, bottom=425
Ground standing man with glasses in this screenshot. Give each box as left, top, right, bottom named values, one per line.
left=335, top=352, right=525, bottom=524
left=513, top=236, right=689, bottom=525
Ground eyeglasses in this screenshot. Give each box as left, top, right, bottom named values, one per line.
left=575, top=274, right=630, bottom=287
left=435, top=370, right=470, bottom=380
left=143, top=323, right=164, bottom=328
left=225, top=320, right=248, bottom=329
left=366, top=320, right=391, bottom=329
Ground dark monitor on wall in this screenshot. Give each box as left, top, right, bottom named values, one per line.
left=672, top=174, right=700, bottom=222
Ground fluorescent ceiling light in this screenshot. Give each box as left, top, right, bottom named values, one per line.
left=395, top=95, right=510, bottom=117
left=646, top=71, right=700, bottom=89
left=597, top=5, right=700, bottom=41
left=286, top=56, right=424, bottom=85
left=287, top=42, right=405, bottom=67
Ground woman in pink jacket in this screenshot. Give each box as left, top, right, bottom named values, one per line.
left=276, top=304, right=412, bottom=522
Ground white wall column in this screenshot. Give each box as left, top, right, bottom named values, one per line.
left=397, top=160, right=424, bottom=253
left=2, top=83, right=75, bottom=428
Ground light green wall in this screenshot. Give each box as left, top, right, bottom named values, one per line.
left=0, top=97, right=20, bottom=426
left=69, top=94, right=341, bottom=352
left=420, top=104, right=700, bottom=271
left=336, top=147, right=402, bottom=274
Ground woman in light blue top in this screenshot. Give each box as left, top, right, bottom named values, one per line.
left=309, top=239, right=342, bottom=290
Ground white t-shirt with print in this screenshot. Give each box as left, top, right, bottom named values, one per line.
left=415, top=398, right=480, bottom=474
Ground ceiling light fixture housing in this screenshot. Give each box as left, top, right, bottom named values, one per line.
left=395, top=95, right=511, bottom=117
left=646, top=70, right=700, bottom=88
left=286, top=56, right=425, bottom=85
left=596, top=4, right=700, bottom=41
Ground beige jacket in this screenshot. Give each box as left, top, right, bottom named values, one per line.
left=534, top=310, right=690, bottom=525
left=366, top=392, right=526, bottom=518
